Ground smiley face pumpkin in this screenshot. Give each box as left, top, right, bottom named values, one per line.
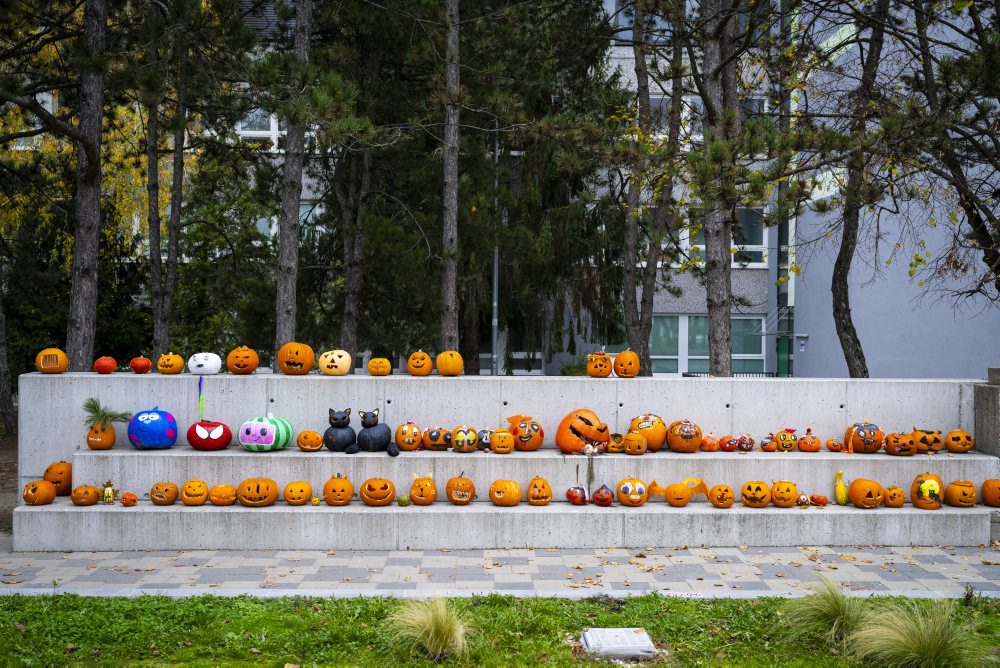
left=770, top=480, right=799, bottom=508
left=181, top=479, right=209, bottom=506
left=237, top=477, right=280, bottom=507
left=591, top=484, right=615, bottom=506
left=943, top=480, right=977, bottom=507
left=296, top=430, right=324, bottom=452
left=944, top=430, right=974, bottom=453
left=323, top=474, right=354, bottom=506
left=617, top=477, right=648, bottom=507
left=394, top=422, right=422, bottom=451
left=360, top=478, right=396, bottom=507
left=844, top=422, right=884, bottom=454
left=43, top=461, right=73, bottom=495
left=741, top=481, right=771, bottom=508
left=209, top=484, right=237, bottom=506
left=226, top=346, right=259, bottom=374
left=406, top=350, right=433, bottom=376
left=708, top=484, right=735, bottom=509
left=509, top=415, right=544, bottom=451
left=283, top=481, right=313, bottom=506
left=526, top=477, right=553, bottom=506
left=613, top=348, right=640, bottom=377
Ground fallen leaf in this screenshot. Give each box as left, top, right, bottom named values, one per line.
left=15, top=623, right=26, bottom=632
left=65, top=644, right=77, bottom=653
left=249, top=648, right=261, bottom=654
left=1, top=580, right=23, bottom=584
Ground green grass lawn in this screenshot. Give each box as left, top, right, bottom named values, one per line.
left=0, top=593, right=997, bottom=666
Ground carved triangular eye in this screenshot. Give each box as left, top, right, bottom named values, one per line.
left=196, top=424, right=209, bottom=439
left=209, top=425, right=224, bottom=439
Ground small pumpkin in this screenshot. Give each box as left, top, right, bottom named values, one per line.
left=884, top=486, right=906, bottom=508
left=736, top=433, right=756, bottom=452
left=226, top=346, right=259, bottom=374
left=397, top=494, right=412, bottom=507
left=71, top=484, right=101, bottom=506
left=406, top=350, right=433, bottom=376
left=566, top=485, right=589, bottom=505
left=613, top=348, right=640, bottom=377
left=508, top=415, right=544, bottom=451
left=283, top=481, right=313, bottom=506
left=826, top=438, right=844, bottom=452
left=43, top=461, right=73, bottom=495
left=884, top=432, right=916, bottom=457
left=451, top=425, right=479, bottom=453
left=156, top=352, right=185, bottom=374
left=296, top=430, right=324, bottom=452
left=606, top=433, right=625, bottom=454
left=318, top=349, right=352, bottom=376
left=360, top=478, right=396, bottom=507
left=323, top=474, right=354, bottom=506
left=592, top=484, right=615, bottom=506
left=395, top=422, right=422, bottom=451
left=616, top=477, right=648, bottom=507
left=981, top=479, right=1000, bottom=507
left=770, top=480, right=799, bottom=508
left=943, top=480, right=977, bottom=507
left=422, top=426, right=452, bottom=451
left=237, top=477, right=280, bottom=507
left=661, top=479, right=706, bottom=508
left=187, top=352, right=222, bottom=375
left=276, top=342, right=315, bottom=375
left=629, top=414, right=667, bottom=451
left=526, top=477, right=553, bottom=506
left=435, top=350, right=464, bottom=376
left=910, top=472, right=943, bottom=510
left=489, top=480, right=522, bottom=507
left=187, top=420, right=233, bottom=451
left=798, top=428, right=821, bottom=452
left=35, top=347, right=69, bottom=373
left=120, top=491, right=138, bottom=507
left=367, top=357, right=392, bottom=376
left=410, top=474, right=437, bottom=506
left=129, top=356, right=152, bottom=374
left=700, top=433, right=719, bottom=452
left=810, top=495, right=829, bottom=507
left=586, top=351, right=613, bottom=378
left=149, top=482, right=179, bottom=506
left=741, top=481, right=771, bottom=508
left=667, top=419, right=703, bottom=453
left=848, top=479, right=884, bottom=509
left=476, top=429, right=494, bottom=451
left=912, top=428, right=943, bottom=454
left=844, top=421, right=884, bottom=454
left=22, top=480, right=57, bottom=506
left=180, top=479, right=209, bottom=506
left=708, top=484, right=735, bottom=509
left=774, top=428, right=798, bottom=452
left=944, top=430, right=974, bottom=453
left=555, top=408, right=610, bottom=454
left=718, top=434, right=738, bottom=452
left=623, top=430, right=647, bottom=456
left=209, top=484, right=237, bottom=506
left=93, top=356, right=117, bottom=374
left=759, top=434, right=778, bottom=452
left=445, top=473, right=475, bottom=505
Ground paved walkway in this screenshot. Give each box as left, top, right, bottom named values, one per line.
left=1, top=537, right=998, bottom=599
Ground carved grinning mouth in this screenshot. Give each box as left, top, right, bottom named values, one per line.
left=285, top=361, right=304, bottom=369
left=569, top=417, right=607, bottom=447
left=451, top=490, right=470, bottom=500
left=744, top=494, right=765, bottom=503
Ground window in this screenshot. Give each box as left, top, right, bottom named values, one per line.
left=739, top=96, right=768, bottom=123
left=237, top=108, right=284, bottom=148
left=612, top=0, right=672, bottom=45
left=687, top=208, right=767, bottom=266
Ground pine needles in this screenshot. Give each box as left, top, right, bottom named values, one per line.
left=82, top=397, right=132, bottom=427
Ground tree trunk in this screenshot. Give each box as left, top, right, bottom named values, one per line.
left=338, top=150, right=372, bottom=363
left=0, top=297, right=16, bottom=436
left=159, top=80, right=185, bottom=359
left=272, top=0, right=312, bottom=367
left=65, top=0, right=107, bottom=370
left=146, top=98, right=163, bottom=357
left=440, top=0, right=460, bottom=351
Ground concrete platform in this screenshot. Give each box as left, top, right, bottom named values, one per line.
left=14, top=498, right=995, bottom=551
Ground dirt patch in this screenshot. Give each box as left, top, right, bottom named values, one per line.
left=0, top=434, right=17, bottom=534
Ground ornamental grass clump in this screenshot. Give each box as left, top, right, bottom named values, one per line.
left=850, top=599, right=987, bottom=668
left=388, top=598, right=469, bottom=660
left=782, top=575, right=866, bottom=649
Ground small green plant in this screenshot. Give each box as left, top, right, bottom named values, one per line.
left=782, top=575, right=866, bottom=648
left=387, top=598, right=469, bottom=660
left=82, top=397, right=132, bottom=427
left=850, top=599, right=987, bottom=668
left=559, top=355, right=588, bottom=376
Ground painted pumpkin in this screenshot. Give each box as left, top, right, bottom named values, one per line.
left=318, top=349, right=352, bottom=376
left=238, top=415, right=294, bottom=452
left=848, top=479, right=884, bottom=509
left=127, top=407, right=178, bottom=449
left=129, top=356, right=152, bottom=374
left=445, top=474, right=475, bottom=506
left=435, top=350, right=464, bottom=376
left=489, top=480, right=522, bottom=507
left=187, top=420, right=233, bottom=451
left=43, top=461, right=72, bottom=495
left=526, top=477, right=553, bottom=506
left=283, top=481, right=313, bottom=506
left=844, top=421, right=884, bottom=454
left=796, top=494, right=811, bottom=508
left=410, top=475, right=437, bottom=506
left=586, top=351, right=613, bottom=378
left=476, top=429, right=494, bottom=451
left=826, top=438, right=844, bottom=452
left=759, top=433, right=778, bottom=452
left=736, top=433, right=756, bottom=452
left=296, top=430, right=324, bottom=452
left=810, top=495, right=829, bottom=507
left=770, top=480, right=799, bottom=508
left=93, top=356, right=117, bottom=374
left=35, top=347, right=69, bottom=373
left=323, top=474, right=354, bottom=506
left=797, top=428, right=821, bottom=452
left=741, top=481, right=771, bottom=508
left=616, top=478, right=648, bottom=507
left=226, top=346, right=259, bottom=374
left=157, top=352, right=185, bottom=374
left=149, top=482, right=179, bottom=506
left=623, top=430, right=647, bottom=456
left=406, top=350, right=433, bottom=376
left=709, top=484, right=735, bottom=509
left=700, top=433, right=719, bottom=452
left=592, top=485, right=615, bottom=506
left=367, top=357, right=392, bottom=376
left=606, top=433, right=625, bottom=454
left=360, top=478, right=396, bottom=507
left=613, top=348, right=640, bottom=377
left=910, top=473, right=943, bottom=510
left=981, top=480, right=1000, bottom=507
left=884, top=432, right=916, bottom=456
left=774, top=428, right=798, bottom=452
left=276, top=341, right=315, bottom=375
left=237, top=477, right=280, bottom=507
left=884, top=486, right=906, bottom=508
left=944, top=480, right=977, bottom=507
left=187, top=352, right=222, bottom=375
left=70, top=485, right=101, bottom=506
left=629, top=414, right=667, bottom=451
left=509, top=415, right=544, bottom=451
left=86, top=422, right=115, bottom=449
left=667, top=419, right=703, bottom=453
left=209, top=484, right=237, bottom=506
left=393, top=422, right=422, bottom=451
left=181, top=480, right=209, bottom=506
left=718, top=434, right=738, bottom=452
left=422, top=427, right=452, bottom=451
left=566, top=485, right=590, bottom=505
left=912, top=428, right=943, bottom=454
left=944, top=430, right=974, bottom=453
left=451, top=425, right=479, bottom=453
left=555, top=408, right=610, bottom=454
left=120, top=492, right=138, bottom=507
left=22, top=480, right=57, bottom=506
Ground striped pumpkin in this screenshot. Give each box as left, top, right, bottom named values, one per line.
left=238, top=415, right=294, bottom=452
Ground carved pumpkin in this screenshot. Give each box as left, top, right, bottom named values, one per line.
left=422, top=427, right=452, bottom=451
left=410, top=475, right=437, bottom=506
left=616, top=477, right=648, bottom=507
left=156, top=352, right=185, bottom=374
left=810, top=494, right=829, bottom=507
left=296, top=430, right=324, bottom=452
left=736, top=434, right=756, bottom=452
left=848, top=479, right=884, bottom=509
left=22, top=480, right=57, bottom=506
left=825, top=438, right=844, bottom=452
left=555, top=408, right=610, bottom=454
left=606, top=433, right=625, bottom=454
left=451, top=425, right=479, bottom=453
left=276, top=342, right=314, bottom=375
left=43, top=461, right=73, bottom=495
left=884, top=432, right=916, bottom=456
left=394, top=422, right=422, bottom=451
left=844, top=421, right=884, bottom=454
left=623, top=430, right=647, bottom=456
left=435, top=350, right=464, bottom=376
left=586, top=351, right=613, bottom=378
left=120, top=492, right=138, bottom=507
left=741, top=481, right=771, bottom=508
left=526, top=477, right=553, bottom=506
left=93, top=356, right=117, bottom=374
left=237, top=477, right=280, bottom=507
left=708, top=484, right=735, bottom=509
left=127, top=407, right=178, bottom=449
left=770, top=480, right=799, bottom=508
left=629, top=414, right=667, bottom=451
left=912, top=428, right=943, bottom=454
left=187, top=421, right=233, bottom=451
left=209, top=484, right=237, bottom=506
left=149, top=482, right=179, bottom=506
left=944, top=480, right=977, bottom=507
left=367, top=357, right=392, bottom=376
left=129, top=356, right=152, bottom=374
left=801, top=428, right=825, bottom=453
left=613, top=348, right=640, bottom=377
left=718, top=434, right=738, bottom=452
left=283, top=481, right=313, bottom=506
left=981, top=480, right=1000, bottom=507
left=910, top=473, right=943, bottom=510
left=774, top=428, right=798, bottom=452
left=508, top=415, right=544, bottom=451
left=181, top=480, right=209, bottom=506
left=239, top=415, right=294, bottom=452
left=86, top=422, right=116, bottom=450
left=71, top=485, right=101, bottom=506
left=489, top=428, right=516, bottom=454
left=318, top=349, right=352, bottom=376
left=187, top=352, right=222, bottom=375
left=667, top=419, right=703, bottom=453
left=700, top=433, right=719, bottom=452
left=759, top=433, right=778, bottom=452
left=944, top=430, right=974, bottom=454
left=884, top=486, right=906, bottom=508
left=406, top=350, right=433, bottom=376
left=489, top=480, right=522, bottom=507
left=360, top=478, right=396, bottom=507
left=592, top=484, right=615, bottom=506
left=35, top=347, right=69, bottom=373
left=226, top=346, right=259, bottom=374
left=323, top=474, right=354, bottom=506
left=445, top=474, right=475, bottom=505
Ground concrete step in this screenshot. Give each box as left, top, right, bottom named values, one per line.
left=14, top=498, right=996, bottom=551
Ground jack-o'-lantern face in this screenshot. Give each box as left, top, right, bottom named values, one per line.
left=156, top=353, right=184, bottom=374
left=617, top=478, right=648, bottom=507
left=664, top=483, right=693, bottom=507
left=884, top=432, right=916, bottom=456
left=944, top=480, right=977, bottom=507
left=489, top=480, right=522, bottom=507
left=360, top=478, right=395, bottom=506
left=422, top=427, right=452, bottom=451
left=410, top=475, right=437, bottom=506
left=606, top=433, right=625, bottom=453
left=621, top=430, right=646, bottom=456
left=367, top=357, right=392, bottom=376
left=283, top=481, right=313, bottom=506
left=446, top=475, right=475, bottom=505
left=718, top=434, right=738, bottom=452
left=181, top=479, right=209, bottom=506
left=406, top=350, right=432, bottom=376
left=848, top=479, right=884, bottom=509
left=486, top=429, right=513, bottom=454
left=297, top=430, right=324, bottom=452
left=944, top=430, right=974, bottom=453
left=592, top=484, right=615, bottom=506
left=318, top=349, right=352, bottom=376
left=526, top=477, right=552, bottom=506
left=912, top=428, right=943, bottom=454
left=509, top=415, right=544, bottom=451
left=884, top=486, right=906, bottom=508
left=43, top=461, right=73, bottom=495
left=586, top=351, right=613, bottom=378
left=71, top=485, right=101, bottom=506
left=209, top=484, right=237, bottom=506
left=613, top=349, right=640, bottom=377
left=395, top=422, right=422, bottom=451
left=23, top=480, right=57, bottom=506
left=555, top=408, right=610, bottom=454
left=667, top=420, right=703, bottom=453
left=775, top=429, right=798, bottom=452
left=709, top=484, right=735, bottom=509
left=770, top=480, right=799, bottom=508
left=226, top=346, right=259, bottom=374
left=237, top=478, right=279, bottom=507
left=741, top=481, right=771, bottom=508
left=149, top=482, right=179, bottom=506
left=844, top=422, right=884, bottom=454
left=451, top=425, right=479, bottom=452
left=323, top=475, right=354, bottom=506
left=276, top=342, right=314, bottom=375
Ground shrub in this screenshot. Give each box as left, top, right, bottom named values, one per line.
left=782, top=575, right=866, bottom=648
left=388, top=598, right=469, bottom=660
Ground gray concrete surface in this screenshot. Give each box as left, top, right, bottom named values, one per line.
left=975, top=369, right=1000, bottom=458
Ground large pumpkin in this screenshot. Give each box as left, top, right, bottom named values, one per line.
left=666, top=419, right=703, bottom=453
left=943, top=480, right=977, bottom=507
left=323, top=474, right=354, bottom=506
left=23, top=480, right=57, bottom=506
left=296, top=430, right=324, bottom=452
left=180, top=480, right=209, bottom=506
left=884, top=432, right=916, bottom=457
left=586, top=351, right=613, bottom=378
left=912, top=428, right=943, bottom=454
left=422, top=426, right=452, bottom=451
left=708, top=484, right=735, bottom=509
left=451, top=425, right=479, bottom=453
left=238, top=415, right=294, bottom=452
left=489, top=480, right=521, bottom=507
left=70, top=485, right=101, bottom=506
left=944, top=430, right=974, bottom=454
left=410, top=475, right=437, bottom=506
left=884, top=486, right=906, bottom=508
left=770, top=480, right=799, bottom=508
left=394, top=422, right=422, bottom=451
left=406, top=350, right=433, bottom=376
left=526, top=477, right=553, bottom=506
left=797, top=428, right=821, bottom=452
left=554, top=408, right=610, bottom=454
left=616, top=478, right=648, bottom=507
left=237, top=477, right=280, bottom=507
left=435, top=350, right=464, bottom=376
left=367, top=357, right=392, bottom=376
left=360, top=478, right=396, bottom=507
left=209, top=484, right=237, bottom=506
left=276, top=342, right=315, bottom=375
left=629, top=414, right=667, bottom=451
left=43, top=461, right=73, bottom=495
left=187, top=421, right=233, bottom=451
left=981, top=480, right=1000, bottom=507
left=226, top=346, right=259, bottom=374
left=149, top=482, right=179, bottom=506
left=283, top=481, right=313, bottom=506
left=127, top=407, right=178, bottom=449
left=848, top=479, right=884, bottom=509
left=445, top=474, right=475, bottom=505
left=910, top=472, right=943, bottom=510
left=35, top=348, right=69, bottom=374
left=741, top=481, right=771, bottom=508
left=613, top=349, right=640, bottom=377
left=156, top=352, right=185, bottom=374
left=318, top=349, right=352, bottom=376
left=844, top=421, right=884, bottom=454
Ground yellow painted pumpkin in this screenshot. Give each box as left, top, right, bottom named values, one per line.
left=911, top=473, right=943, bottom=510
left=451, top=425, right=479, bottom=453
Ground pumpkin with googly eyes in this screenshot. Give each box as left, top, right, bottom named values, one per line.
left=508, top=415, right=543, bottom=451
left=616, top=477, right=648, bottom=507
left=187, top=420, right=233, bottom=451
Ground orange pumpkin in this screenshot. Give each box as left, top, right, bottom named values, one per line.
left=884, top=432, right=916, bottom=456
left=22, top=480, right=57, bottom=505
left=616, top=477, right=648, bottom=507
left=667, top=419, right=702, bottom=453
left=848, top=479, right=884, bottom=509
left=422, top=427, right=451, bottom=451
left=613, top=348, right=640, bottom=377
left=93, top=356, right=117, bottom=374
left=70, top=485, right=101, bottom=506
left=759, top=434, right=778, bottom=452
left=659, top=479, right=707, bottom=508
left=120, top=491, right=139, bottom=507
left=446, top=474, right=476, bottom=505
left=276, top=342, right=314, bottom=375
left=884, top=486, right=906, bottom=508
left=367, top=357, right=392, bottom=376
left=718, top=434, right=738, bottom=452
left=708, top=484, right=735, bottom=509
left=86, top=422, right=116, bottom=450
left=35, top=348, right=69, bottom=374
left=825, top=438, right=844, bottom=452
left=700, top=433, right=719, bottom=452
left=586, top=351, right=613, bottom=378
left=156, top=352, right=185, bottom=374
left=981, top=480, right=1000, bottom=507
left=237, top=477, right=280, bottom=507
left=406, top=350, right=433, bottom=376
left=774, top=428, right=798, bottom=452
left=226, top=346, right=259, bottom=374
left=180, top=480, right=209, bottom=506
left=844, top=421, right=883, bottom=454
left=394, top=422, right=422, bottom=451
left=606, top=433, right=625, bottom=454
left=489, top=480, right=521, bottom=507
left=323, top=474, right=354, bottom=506
left=283, top=481, right=313, bottom=506
left=508, top=415, right=544, bottom=451
left=615, top=430, right=641, bottom=456
left=910, top=473, right=943, bottom=510
left=490, top=429, right=515, bottom=454
left=741, top=481, right=771, bottom=508
left=911, top=428, right=943, bottom=454
left=149, top=482, right=179, bottom=506
left=451, top=425, right=479, bottom=453
left=435, top=350, right=464, bottom=376
left=43, top=461, right=73, bottom=495
left=555, top=408, right=610, bottom=454
left=296, top=430, right=324, bottom=452
left=360, top=478, right=396, bottom=507
left=797, top=428, right=821, bottom=452
left=943, top=480, right=977, bottom=507
left=770, top=480, right=799, bottom=508
left=629, top=414, right=667, bottom=451
left=209, top=484, right=237, bottom=506
left=944, top=430, right=974, bottom=453
left=526, top=477, right=553, bottom=506
left=410, top=475, right=437, bottom=506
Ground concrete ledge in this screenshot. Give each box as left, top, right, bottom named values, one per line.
left=14, top=499, right=994, bottom=551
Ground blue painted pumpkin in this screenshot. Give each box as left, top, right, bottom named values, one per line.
left=127, top=406, right=178, bottom=449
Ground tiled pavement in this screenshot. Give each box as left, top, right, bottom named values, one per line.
left=1, top=536, right=998, bottom=598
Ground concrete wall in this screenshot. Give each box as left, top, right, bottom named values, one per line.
left=976, top=369, right=1000, bottom=457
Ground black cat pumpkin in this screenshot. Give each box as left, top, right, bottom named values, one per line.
left=324, top=408, right=358, bottom=454
left=357, top=408, right=398, bottom=457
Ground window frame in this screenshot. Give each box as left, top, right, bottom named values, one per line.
left=681, top=207, right=769, bottom=269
